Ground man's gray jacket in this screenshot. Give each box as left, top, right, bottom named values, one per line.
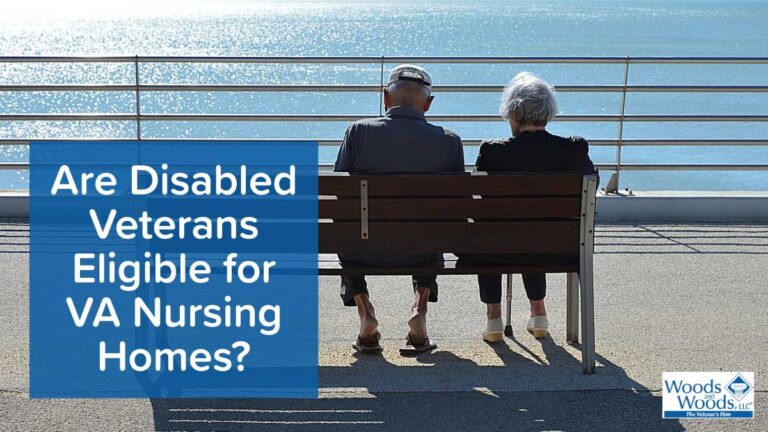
left=334, top=106, right=464, bottom=174
left=333, top=105, right=465, bottom=265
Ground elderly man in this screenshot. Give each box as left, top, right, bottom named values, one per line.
left=334, top=64, right=464, bottom=355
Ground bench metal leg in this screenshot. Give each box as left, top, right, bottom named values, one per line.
left=578, top=174, right=597, bottom=374
left=504, top=274, right=513, bottom=337
left=579, top=264, right=596, bottom=374
left=566, top=272, right=579, bottom=343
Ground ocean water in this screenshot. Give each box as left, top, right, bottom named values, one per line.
left=1, top=0, right=767, bottom=191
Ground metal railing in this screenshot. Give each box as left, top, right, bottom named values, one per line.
left=1, top=55, right=768, bottom=192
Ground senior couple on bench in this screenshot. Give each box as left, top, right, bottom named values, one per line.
left=333, top=64, right=597, bottom=355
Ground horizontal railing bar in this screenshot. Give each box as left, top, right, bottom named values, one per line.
left=619, top=85, right=768, bottom=93
left=440, top=85, right=768, bottom=93
left=3, top=114, right=768, bottom=122
left=0, top=85, right=137, bottom=92
left=316, top=165, right=768, bottom=173
left=2, top=56, right=768, bottom=64
left=604, top=139, right=768, bottom=146
left=316, top=163, right=768, bottom=172
left=0, top=114, right=138, bottom=121
left=0, top=163, right=29, bottom=169
left=0, top=139, right=766, bottom=147
left=0, top=56, right=140, bottom=63
left=598, top=164, right=768, bottom=171
left=2, top=84, right=768, bottom=93
left=0, top=84, right=378, bottom=92
left=311, top=139, right=768, bottom=146
left=628, top=57, right=768, bottom=64
left=3, top=161, right=768, bottom=171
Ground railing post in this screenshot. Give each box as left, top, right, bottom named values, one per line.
left=378, top=56, right=385, bottom=116
left=605, top=57, right=630, bottom=194
left=134, top=55, right=142, bottom=140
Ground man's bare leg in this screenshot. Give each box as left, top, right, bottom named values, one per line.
left=407, top=286, right=431, bottom=345
left=354, top=293, right=379, bottom=343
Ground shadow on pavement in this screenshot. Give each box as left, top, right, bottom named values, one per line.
left=595, top=224, right=768, bottom=255
left=150, top=338, right=684, bottom=432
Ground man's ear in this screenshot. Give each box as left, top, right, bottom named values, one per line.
left=423, top=95, right=434, bottom=112
left=383, top=88, right=391, bottom=109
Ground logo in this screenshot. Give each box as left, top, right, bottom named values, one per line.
left=726, top=374, right=752, bottom=401
left=663, top=372, right=754, bottom=419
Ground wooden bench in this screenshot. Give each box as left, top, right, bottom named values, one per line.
left=319, top=172, right=599, bottom=374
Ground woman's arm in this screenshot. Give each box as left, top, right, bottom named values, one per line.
left=474, top=141, right=489, bottom=172
left=582, top=139, right=597, bottom=173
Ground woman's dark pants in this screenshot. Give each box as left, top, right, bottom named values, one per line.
left=478, top=273, right=546, bottom=303
left=458, top=253, right=578, bottom=304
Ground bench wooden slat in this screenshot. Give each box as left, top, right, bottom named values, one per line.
left=319, top=196, right=581, bottom=220
left=319, top=220, right=579, bottom=254
left=319, top=259, right=578, bottom=275
left=319, top=172, right=583, bottom=197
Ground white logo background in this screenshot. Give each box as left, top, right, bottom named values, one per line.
left=662, top=372, right=754, bottom=419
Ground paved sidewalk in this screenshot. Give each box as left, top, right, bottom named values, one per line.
left=1, top=223, right=766, bottom=431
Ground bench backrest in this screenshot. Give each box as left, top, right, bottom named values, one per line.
left=319, top=172, right=597, bottom=255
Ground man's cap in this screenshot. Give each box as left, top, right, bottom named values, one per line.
left=387, top=64, right=432, bottom=92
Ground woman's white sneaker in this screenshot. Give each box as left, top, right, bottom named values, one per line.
left=483, top=318, right=504, bottom=343
left=526, top=316, right=549, bottom=339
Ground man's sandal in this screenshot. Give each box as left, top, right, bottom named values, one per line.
left=399, top=335, right=437, bottom=356
left=353, top=333, right=383, bottom=353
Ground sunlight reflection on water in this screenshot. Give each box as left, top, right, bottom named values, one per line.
left=1, top=1, right=767, bottom=190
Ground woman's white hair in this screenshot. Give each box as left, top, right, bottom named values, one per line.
left=499, top=72, right=558, bottom=127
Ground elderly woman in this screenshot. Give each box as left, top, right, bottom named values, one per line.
left=463, top=72, right=596, bottom=342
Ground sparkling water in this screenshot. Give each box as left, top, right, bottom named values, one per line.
left=1, top=0, right=767, bottom=190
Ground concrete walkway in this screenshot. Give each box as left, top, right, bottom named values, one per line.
left=1, top=223, right=766, bottom=431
